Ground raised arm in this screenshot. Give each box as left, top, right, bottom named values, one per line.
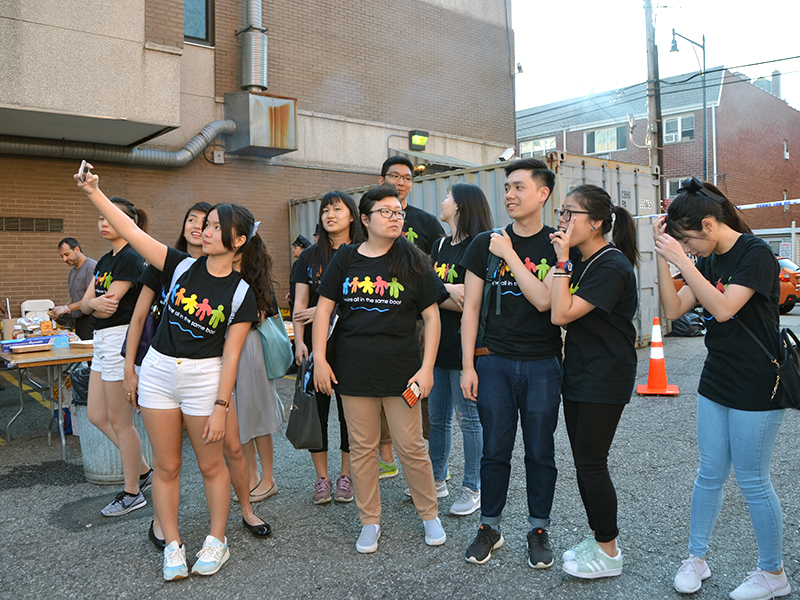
left=74, top=165, right=168, bottom=270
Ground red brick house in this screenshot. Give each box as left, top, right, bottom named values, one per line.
left=517, top=68, right=800, bottom=257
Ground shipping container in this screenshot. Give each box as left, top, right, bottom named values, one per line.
left=289, top=152, right=660, bottom=346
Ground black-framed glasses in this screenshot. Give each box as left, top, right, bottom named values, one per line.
left=384, top=173, right=413, bottom=183
left=554, top=208, right=590, bottom=221
left=370, top=208, right=406, bottom=220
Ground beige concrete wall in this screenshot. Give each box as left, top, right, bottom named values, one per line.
left=268, top=110, right=509, bottom=172
left=0, top=0, right=180, bottom=124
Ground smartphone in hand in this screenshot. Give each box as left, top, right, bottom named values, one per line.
left=402, top=382, right=421, bottom=408
left=78, top=160, right=90, bottom=182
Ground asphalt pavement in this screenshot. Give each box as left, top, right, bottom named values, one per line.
left=2, top=313, right=800, bottom=599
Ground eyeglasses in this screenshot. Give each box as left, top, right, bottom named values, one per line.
left=554, top=208, right=590, bottom=222
left=384, top=173, right=413, bottom=183
left=370, top=208, right=406, bottom=220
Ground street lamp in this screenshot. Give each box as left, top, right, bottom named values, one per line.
left=671, top=28, right=707, bottom=182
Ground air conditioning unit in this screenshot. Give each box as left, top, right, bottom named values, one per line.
left=664, top=133, right=677, bottom=143
left=224, top=92, right=297, bottom=157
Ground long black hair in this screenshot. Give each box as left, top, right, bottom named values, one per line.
left=174, top=202, right=212, bottom=252
left=665, top=177, right=752, bottom=239
left=566, top=184, right=640, bottom=267
left=109, top=196, right=150, bottom=233
left=450, top=183, right=494, bottom=241
left=305, top=191, right=363, bottom=271
left=210, top=203, right=275, bottom=317
left=359, top=185, right=430, bottom=280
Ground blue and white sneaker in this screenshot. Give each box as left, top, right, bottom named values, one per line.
left=191, top=535, right=230, bottom=576
left=424, top=517, right=446, bottom=546
left=356, top=525, right=381, bottom=554
left=163, top=540, right=189, bottom=581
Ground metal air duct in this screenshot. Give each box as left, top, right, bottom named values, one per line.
left=0, top=120, right=236, bottom=167
left=237, top=0, right=269, bottom=91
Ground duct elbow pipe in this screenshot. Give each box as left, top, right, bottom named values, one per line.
left=0, top=119, right=236, bottom=168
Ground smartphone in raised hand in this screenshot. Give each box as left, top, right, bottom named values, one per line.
left=77, top=160, right=90, bottom=182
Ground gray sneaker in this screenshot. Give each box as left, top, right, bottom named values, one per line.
left=449, top=486, right=481, bottom=516
left=139, top=469, right=153, bottom=493
left=101, top=490, right=146, bottom=517
left=404, top=480, right=448, bottom=498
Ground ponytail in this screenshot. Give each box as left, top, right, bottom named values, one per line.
left=110, top=196, right=150, bottom=233
left=566, top=185, right=640, bottom=267
left=610, top=205, right=640, bottom=267
left=666, top=177, right=752, bottom=238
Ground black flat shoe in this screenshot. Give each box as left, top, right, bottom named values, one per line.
left=243, top=517, right=272, bottom=538
left=148, top=520, right=166, bottom=550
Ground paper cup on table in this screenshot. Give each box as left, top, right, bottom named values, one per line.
left=2, top=319, right=14, bottom=340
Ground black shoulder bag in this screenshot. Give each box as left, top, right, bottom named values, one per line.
left=739, top=321, right=800, bottom=409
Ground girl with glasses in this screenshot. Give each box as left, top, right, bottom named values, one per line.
left=312, top=184, right=449, bottom=554
left=549, top=184, right=639, bottom=579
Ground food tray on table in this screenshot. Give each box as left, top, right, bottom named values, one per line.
left=10, top=342, right=54, bottom=354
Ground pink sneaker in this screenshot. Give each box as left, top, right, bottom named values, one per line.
left=334, top=475, right=354, bottom=503
left=312, top=477, right=333, bottom=504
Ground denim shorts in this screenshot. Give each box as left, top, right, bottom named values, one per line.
left=137, top=347, right=222, bottom=416
left=90, top=324, right=128, bottom=382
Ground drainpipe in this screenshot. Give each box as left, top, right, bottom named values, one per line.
left=711, top=105, right=717, bottom=185
left=0, top=120, right=236, bottom=167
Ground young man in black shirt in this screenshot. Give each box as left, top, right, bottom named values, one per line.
left=460, top=159, right=563, bottom=569
left=376, top=157, right=445, bottom=478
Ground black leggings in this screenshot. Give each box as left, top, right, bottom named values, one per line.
left=309, top=391, right=350, bottom=454
left=562, top=398, right=625, bottom=543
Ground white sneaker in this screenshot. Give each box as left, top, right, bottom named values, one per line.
left=191, top=535, right=230, bottom=576
left=163, top=541, right=188, bottom=581
left=356, top=524, right=380, bottom=554
left=449, top=486, right=481, bottom=516
left=674, top=556, right=711, bottom=594
left=404, top=480, right=448, bottom=498
left=729, top=567, right=791, bottom=600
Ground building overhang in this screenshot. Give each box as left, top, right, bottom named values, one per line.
left=0, top=105, right=178, bottom=147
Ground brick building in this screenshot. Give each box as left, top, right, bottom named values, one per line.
left=0, top=0, right=516, bottom=314
left=516, top=68, right=800, bottom=257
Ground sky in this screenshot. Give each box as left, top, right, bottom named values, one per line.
left=512, top=0, right=800, bottom=113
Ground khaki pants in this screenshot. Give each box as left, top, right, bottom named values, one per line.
left=342, top=394, right=438, bottom=525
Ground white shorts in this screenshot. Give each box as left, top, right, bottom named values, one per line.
left=137, top=347, right=222, bottom=416
left=90, top=324, right=128, bottom=382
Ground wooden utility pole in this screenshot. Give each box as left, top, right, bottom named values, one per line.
left=644, top=0, right=664, bottom=207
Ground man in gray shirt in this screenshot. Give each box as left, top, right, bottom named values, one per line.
left=52, top=238, right=97, bottom=340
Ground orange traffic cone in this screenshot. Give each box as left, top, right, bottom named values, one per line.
left=637, top=317, right=680, bottom=396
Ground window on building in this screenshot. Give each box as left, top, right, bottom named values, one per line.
left=666, top=178, right=684, bottom=198
left=520, top=136, right=556, bottom=158
left=663, top=115, right=695, bottom=144
left=185, top=0, right=214, bottom=45
left=585, top=125, right=626, bottom=154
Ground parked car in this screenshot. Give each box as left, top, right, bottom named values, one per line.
left=671, top=256, right=799, bottom=315
left=777, top=257, right=800, bottom=314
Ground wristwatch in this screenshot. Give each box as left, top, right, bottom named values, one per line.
left=214, top=399, right=229, bottom=408
left=555, top=260, right=573, bottom=274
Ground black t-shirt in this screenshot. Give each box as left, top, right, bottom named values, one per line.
left=150, top=248, right=258, bottom=359
left=291, top=243, right=340, bottom=345
left=431, top=236, right=472, bottom=370
left=695, top=234, right=781, bottom=411
left=562, top=246, right=638, bottom=404
left=316, top=244, right=449, bottom=396
left=92, top=244, right=146, bottom=330
left=461, top=224, right=563, bottom=360
left=403, top=204, right=445, bottom=254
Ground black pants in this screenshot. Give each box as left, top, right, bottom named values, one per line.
left=310, top=390, right=350, bottom=454
left=563, top=398, right=625, bottom=543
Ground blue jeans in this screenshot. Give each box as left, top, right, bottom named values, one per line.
left=689, top=394, right=785, bottom=571
left=475, top=354, right=562, bottom=529
left=428, top=367, right=482, bottom=491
